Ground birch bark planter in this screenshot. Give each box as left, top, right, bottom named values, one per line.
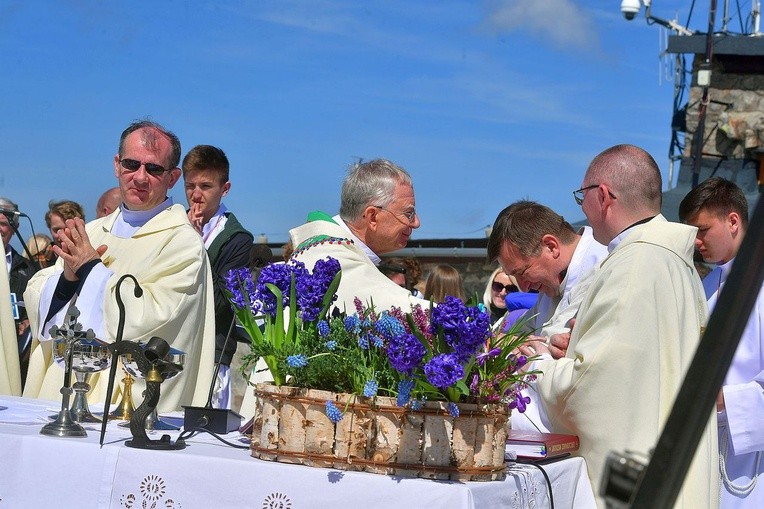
left=249, top=383, right=508, bottom=481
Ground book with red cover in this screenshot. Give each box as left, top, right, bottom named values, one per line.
left=506, top=430, right=580, bottom=459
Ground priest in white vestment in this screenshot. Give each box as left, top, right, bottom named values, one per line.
left=486, top=200, right=608, bottom=432
left=522, top=145, right=719, bottom=509
left=680, top=176, right=764, bottom=508
left=240, top=159, right=428, bottom=420
left=23, top=121, right=215, bottom=412
left=289, top=158, right=428, bottom=313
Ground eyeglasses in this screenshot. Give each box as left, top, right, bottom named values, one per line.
left=573, top=184, right=617, bottom=205
left=119, top=158, right=171, bottom=177
left=373, top=205, right=417, bottom=226
left=492, top=281, right=518, bottom=294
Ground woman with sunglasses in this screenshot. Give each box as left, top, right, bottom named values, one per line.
left=482, top=267, right=536, bottom=332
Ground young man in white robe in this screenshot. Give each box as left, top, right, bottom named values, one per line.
left=23, top=120, right=215, bottom=413
left=521, top=144, right=719, bottom=508
left=679, top=176, right=763, bottom=508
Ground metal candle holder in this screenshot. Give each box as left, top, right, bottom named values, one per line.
left=118, top=347, right=186, bottom=431
left=99, top=274, right=185, bottom=450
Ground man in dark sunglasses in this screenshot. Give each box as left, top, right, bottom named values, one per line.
left=23, top=120, right=216, bottom=413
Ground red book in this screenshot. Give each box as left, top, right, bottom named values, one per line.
left=506, top=430, right=580, bottom=459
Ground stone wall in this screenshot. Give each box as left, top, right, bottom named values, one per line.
left=684, top=58, right=764, bottom=160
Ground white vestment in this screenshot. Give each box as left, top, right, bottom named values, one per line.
left=518, top=226, right=608, bottom=339
left=0, top=256, right=21, bottom=396
left=512, top=226, right=607, bottom=433
left=289, top=213, right=429, bottom=312
left=239, top=212, right=429, bottom=421
left=530, top=215, right=719, bottom=508
left=706, top=259, right=764, bottom=508
left=23, top=204, right=216, bottom=412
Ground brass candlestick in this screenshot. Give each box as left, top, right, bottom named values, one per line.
left=109, top=370, right=136, bottom=421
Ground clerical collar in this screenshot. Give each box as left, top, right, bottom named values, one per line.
left=112, top=197, right=173, bottom=238
left=608, top=216, right=656, bottom=252
left=333, top=214, right=381, bottom=265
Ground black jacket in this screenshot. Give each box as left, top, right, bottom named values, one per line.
left=206, top=213, right=254, bottom=366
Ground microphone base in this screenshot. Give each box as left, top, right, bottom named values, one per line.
left=183, top=406, right=243, bottom=434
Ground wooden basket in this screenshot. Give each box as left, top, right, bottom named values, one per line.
left=250, top=383, right=508, bottom=481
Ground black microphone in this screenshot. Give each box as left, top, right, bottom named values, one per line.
left=0, top=207, right=28, bottom=218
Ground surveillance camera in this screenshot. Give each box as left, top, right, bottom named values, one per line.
left=620, top=0, right=641, bottom=20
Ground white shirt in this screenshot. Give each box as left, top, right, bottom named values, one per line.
left=201, top=204, right=229, bottom=249
left=333, top=214, right=381, bottom=266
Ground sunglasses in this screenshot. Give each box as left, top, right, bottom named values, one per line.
left=119, top=158, right=171, bottom=177
left=492, top=281, right=518, bottom=294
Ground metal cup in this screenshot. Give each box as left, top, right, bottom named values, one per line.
left=52, top=337, right=111, bottom=423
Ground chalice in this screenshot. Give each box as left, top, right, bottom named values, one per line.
left=52, top=336, right=111, bottom=423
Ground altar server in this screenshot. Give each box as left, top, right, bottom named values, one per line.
left=525, top=144, right=719, bottom=508
left=680, top=177, right=763, bottom=508
left=23, top=120, right=215, bottom=412
left=183, top=144, right=253, bottom=410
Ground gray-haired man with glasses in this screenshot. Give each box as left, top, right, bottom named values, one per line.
left=289, top=158, right=428, bottom=312
left=23, top=120, right=216, bottom=413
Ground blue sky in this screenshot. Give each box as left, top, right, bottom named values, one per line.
left=0, top=0, right=710, bottom=247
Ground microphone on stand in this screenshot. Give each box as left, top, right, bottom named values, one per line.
left=0, top=207, right=28, bottom=218
left=184, top=244, right=273, bottom=434
left=1, top=206, right=41, bottom=271
left=183, top=319, right=244, bottom=434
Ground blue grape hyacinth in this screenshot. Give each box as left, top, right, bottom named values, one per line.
left=325, top=401, right=343, bottom=423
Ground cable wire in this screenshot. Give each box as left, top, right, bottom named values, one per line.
left=178, top=426, right=251, bottom=450
left=515, top=458, right=555, bottom=509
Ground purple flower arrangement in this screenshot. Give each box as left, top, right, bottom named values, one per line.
left=226, top=257, right=341, bottom=386
left=228, top=258, right=538, bottom=425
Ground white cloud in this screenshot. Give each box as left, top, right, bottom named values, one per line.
left=481, top=0, right=599, bottom=51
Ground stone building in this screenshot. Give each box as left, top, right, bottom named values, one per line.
left=661, top=34, right=764, bottom=220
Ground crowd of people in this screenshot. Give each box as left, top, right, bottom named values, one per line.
left=0, top=119, right=760, bottom=508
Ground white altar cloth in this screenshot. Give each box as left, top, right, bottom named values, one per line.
left=0, top=396, right=596, bottom=508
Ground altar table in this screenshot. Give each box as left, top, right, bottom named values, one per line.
left=0, top=396, right=596, bottom=508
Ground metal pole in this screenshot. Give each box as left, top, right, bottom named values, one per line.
left=691, top=0, right=717, bottom=188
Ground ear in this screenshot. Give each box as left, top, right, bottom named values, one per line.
left=166, top=167, right=182, bottom=189
left=113, top=155, right=121, bottom=178
left=363, top=205, right=380, bottom=230
left=728, top=211, right=742, bottom=235
left=222, top=181, right=231, bottom=197
left=540, top=234, right=561, bottom=258
left=599, top=184, right=614, bottom=205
